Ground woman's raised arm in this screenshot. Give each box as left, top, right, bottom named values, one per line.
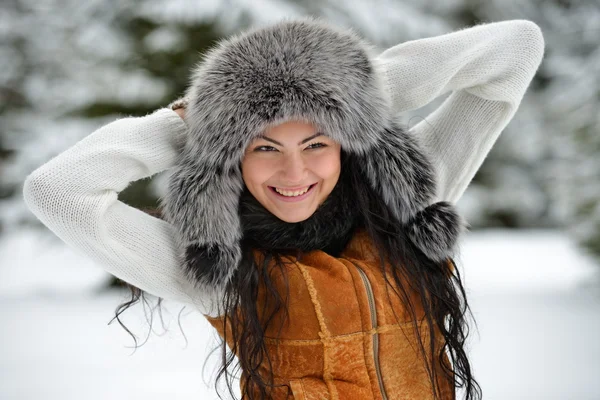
left=375, top=19, right=545, bottom=204
left=22, top=108, right=221, bottom=316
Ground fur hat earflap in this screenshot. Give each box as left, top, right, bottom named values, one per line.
left=160, top=16, right=465, bottom=293
left=406, top=202, right=468, bottom=261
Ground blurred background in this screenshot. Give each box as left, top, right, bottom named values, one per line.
left=1, top=0, right=599, bottom=399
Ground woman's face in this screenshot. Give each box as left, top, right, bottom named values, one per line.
left=241, top=120, right=342, bottom=223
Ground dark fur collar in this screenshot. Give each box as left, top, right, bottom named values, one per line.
left=239, top=163, right=361, bottom=257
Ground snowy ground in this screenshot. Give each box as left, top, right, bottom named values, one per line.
left=1, top=228, right=599, bottom=400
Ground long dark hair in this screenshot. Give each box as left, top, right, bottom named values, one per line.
left=116, top=149, right=482, bottom=400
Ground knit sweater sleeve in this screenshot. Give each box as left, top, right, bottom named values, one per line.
left=22, top=108, right=220, bottom=316
left=374, top=19, right=545, bottom=204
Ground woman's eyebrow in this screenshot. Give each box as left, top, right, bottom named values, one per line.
left=257, top=133, right=323, bottom=146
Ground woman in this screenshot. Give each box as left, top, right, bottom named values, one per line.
left=23, top=17, right=544, bottom=400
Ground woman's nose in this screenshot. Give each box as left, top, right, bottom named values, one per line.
left=281, top=153, right=307, bottom=183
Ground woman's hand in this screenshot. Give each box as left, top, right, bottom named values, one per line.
left=174, top=107, right=185, bottom=119
left=168, top=97, right=188, bottom=120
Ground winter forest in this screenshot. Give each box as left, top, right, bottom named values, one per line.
left=1, top=0, right=599, bottom=399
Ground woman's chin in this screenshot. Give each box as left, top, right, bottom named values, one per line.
left=267, top=204, right=317, bottom=223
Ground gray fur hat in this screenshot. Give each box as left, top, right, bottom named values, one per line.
left=161, top=17, right=464, bottom=293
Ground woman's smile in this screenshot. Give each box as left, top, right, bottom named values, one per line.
left=268, top=183, right=318, bottom=203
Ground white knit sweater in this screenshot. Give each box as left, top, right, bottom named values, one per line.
left=23, top=20, right=544, bottom=317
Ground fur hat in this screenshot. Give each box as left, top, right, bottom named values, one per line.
left=161, top=17, right=465, bottom=293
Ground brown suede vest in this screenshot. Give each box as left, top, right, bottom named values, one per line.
left=205, top=227, right=456, bottom=399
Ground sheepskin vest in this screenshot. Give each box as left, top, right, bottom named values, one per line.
left=204, top=227, right=456, bottom=400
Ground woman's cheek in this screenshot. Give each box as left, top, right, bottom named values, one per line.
left=243, top=156, right=279, bottom=182
left=310, top=149, right=341, bottom=173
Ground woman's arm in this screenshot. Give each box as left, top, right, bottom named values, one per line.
left=375, top=19, right=545, bottom=204
left=22, top=108, right=221, bottom=316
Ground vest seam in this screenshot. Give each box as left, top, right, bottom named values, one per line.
left=296, top=263, right=339, bottom=400
left=300, top=378, right=308, bottom=399
left=263, top=323, right=416, bottom=345
left=343, top=258, right=379, bottom=400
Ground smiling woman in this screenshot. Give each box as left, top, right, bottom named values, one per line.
left=158, top=16, right=469, bottom=400
left=241, top=120, right=342, bottom=223
left=22, top=16, right=544, bottom=400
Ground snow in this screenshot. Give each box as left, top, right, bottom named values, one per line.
left=457, top=229, right=598, bottom=292
left=0, top=293, right=228, bottom=400
left=1, top=228, right=598, bottom=399
left=2, top=1, right=600, bottom=397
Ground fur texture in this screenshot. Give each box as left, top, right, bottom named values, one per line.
left=160, top=16, right=465, bottom=292
left=407, top=202, right=468, bottom=262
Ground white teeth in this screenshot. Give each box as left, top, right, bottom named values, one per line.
left=274, top=185, right=311, bottom=197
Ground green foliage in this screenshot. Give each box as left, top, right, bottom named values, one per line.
left=73, top=15, right=225, bottom=288
left=72, top=15, right=224, bottom=215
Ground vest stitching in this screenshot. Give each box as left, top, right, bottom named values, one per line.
left=343, top=258, right=379, bottom=400
left=263, top=324, right=416, bottom=345
left=299, top=379, right=308, bottom=399
left=296, top=263, right=339, bottom=400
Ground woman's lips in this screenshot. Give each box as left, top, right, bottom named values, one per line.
left=268, top=183, right=317, bottom=203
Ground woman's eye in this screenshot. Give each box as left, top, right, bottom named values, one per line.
left=254, top=142, right=327, bottom=152
left=255, top=145, right=277, bottom=152
left=307, top=142, right=327, bottom=149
